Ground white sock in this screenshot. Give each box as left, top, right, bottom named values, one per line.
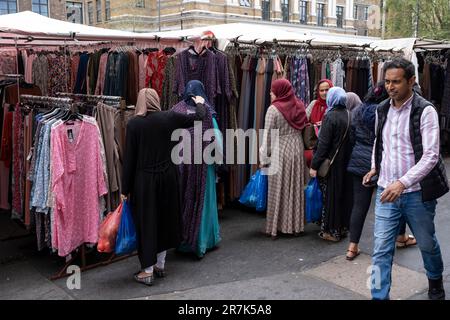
left=144, top=266, right=153, bottom=274
left=156, top=251, right=167, bottom=269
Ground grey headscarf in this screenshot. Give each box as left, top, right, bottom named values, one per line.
left=326, top=87, right=347, bottom=112
left=346, top=92, right=362, bottom=112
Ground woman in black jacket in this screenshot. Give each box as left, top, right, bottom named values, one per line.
left=345, top=83, right=386, bottom=259
left=310, top=87, right=352, bottom=242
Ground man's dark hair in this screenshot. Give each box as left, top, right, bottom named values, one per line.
left=383, top=58, right=415, bottom=80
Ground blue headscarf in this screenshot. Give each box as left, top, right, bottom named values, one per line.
left=183, top=80, right=209, bottom=107
left=326, top=87, right=347, bottom=112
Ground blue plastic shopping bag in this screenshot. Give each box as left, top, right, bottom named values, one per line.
left=115, top=200, right=137, bottom=255
left=305, top=178, right=323, bottom=223
left=239, top=169, right=268, bottom=212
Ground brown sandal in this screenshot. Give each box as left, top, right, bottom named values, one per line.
left=396, top=235, right=417, bottom=249
left=318, top=231, right=340, bottom=242
left=346, top=249, right=361, bottom=261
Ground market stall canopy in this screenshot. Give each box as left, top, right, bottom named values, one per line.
left=149, top=23, right=384, bottom=49
left=148, top=23, right=313, bottom=49
left=414, top=38, right=450, bottom=51
left=0, top=11, right=155, bottom=43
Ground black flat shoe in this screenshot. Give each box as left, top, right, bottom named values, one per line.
left=154, top=268, right=166, bottom=278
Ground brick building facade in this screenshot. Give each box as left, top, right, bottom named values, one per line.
left=0, top=0, right=66, bottom=21
left=1, top=1, right=382, bottom=36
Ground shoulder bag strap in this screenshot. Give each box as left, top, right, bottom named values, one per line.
left=329, top=109, right=350, bottom=165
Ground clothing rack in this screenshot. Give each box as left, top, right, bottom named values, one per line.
left=20, top=95, right=73, bottom=112
left=20, top=94, right=73, bottom=105
left=55, top=92, right=124, bottom=107
left=17, top=93, right=136, bottom=279
left=50, top=246, right=137, bottom=281
left=226, top=39, right=403, bottom=62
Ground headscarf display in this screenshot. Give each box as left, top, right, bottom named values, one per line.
left=135, top=88, right=161, bottom=116
left=326, top=87, right=347, bottom=111
left=310, top=79, right=333, bottom=123
left=346, top=92, right=362, bottom=112
left=271, top=79, right=307, bottom=130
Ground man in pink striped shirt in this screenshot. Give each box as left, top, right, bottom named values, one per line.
left=364, top=58, right=449, bottom=300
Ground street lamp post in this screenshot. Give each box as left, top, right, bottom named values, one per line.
left=180, top=7, right=184, bottom=30
left=158, top=0, right=161, bottom=32
left=414, top=0, right=419, bottom=38
left=381, top=0, right=386, bottom=39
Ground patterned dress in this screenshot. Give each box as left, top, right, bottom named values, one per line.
left=172, top=100, right=214, bottom=253
left=260, top=106, right=306, bottom=236
left=50, top=120, right=107, bottom=257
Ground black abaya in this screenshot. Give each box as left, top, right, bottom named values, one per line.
left=122, top=104, right=206, bottom=269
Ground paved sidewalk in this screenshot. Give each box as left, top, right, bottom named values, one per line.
left=1, top=159, right=449, bottom=300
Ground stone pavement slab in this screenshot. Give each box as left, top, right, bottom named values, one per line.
left=303, top=254, right=428, bottom=300
left=0, top=261, right=74, bottom=300
left=134, top=271, right=366, bottom=300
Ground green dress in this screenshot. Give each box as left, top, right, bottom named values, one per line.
left=179, top=118, right=222, bottom=257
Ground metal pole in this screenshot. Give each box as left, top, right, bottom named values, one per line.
left=181, top=8, right=184, bottom=30
left=414, top=0, right=419, bottom=38
left=381, top=0, right=386, bottom=39
left=158, top=0, right=161, bottom=32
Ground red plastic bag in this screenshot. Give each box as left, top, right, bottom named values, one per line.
left=97, top=202, right=123, bottom=253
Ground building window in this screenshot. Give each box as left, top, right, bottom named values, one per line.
left=87, top=1, right=93, bottom=25
left=96, top=0, right=101, bottom=22
left=363, top=6, right=369, bottom=20
left=66, top=2, right=83, bottom=24
left=105, top=0, right=111, bottom=21
left=239, top=0, right=251, bottom=6
left=136, top=0, right=145, bottom=8
left=336, top=6, right=344, bottom=28
left=281, top=0, right=289, bottom=23
left=299, top=1, right=308, bottom=24
left=32, top=0, right=48, bottom=17
left=317, top=3, right=324, bottom=26
left=353, top=4, right=358, bottom=20
left=261, top=0, right=270, bottom=21
left=0, top=0, right=17, bottom=15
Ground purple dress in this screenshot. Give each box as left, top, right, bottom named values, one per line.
left=174, top=49, right=218, bottom=108
left=171, top=100, right=214, bottom=251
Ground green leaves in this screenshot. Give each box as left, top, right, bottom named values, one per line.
left=385, top=0, right=449, bottom=40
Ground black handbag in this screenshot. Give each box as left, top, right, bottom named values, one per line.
left=302, top=124, right=319, bottom=150
left=318, top=110, right=351, bottom=178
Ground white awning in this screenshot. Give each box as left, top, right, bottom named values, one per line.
left=0, top=11, right=155, bottom=42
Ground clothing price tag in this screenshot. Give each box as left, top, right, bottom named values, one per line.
left=67, top=129, right=74, bottom=143
left=26, top=149, right=33, bottom=162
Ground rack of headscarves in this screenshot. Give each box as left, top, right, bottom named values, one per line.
left=224, top=38, right=405, bottom=197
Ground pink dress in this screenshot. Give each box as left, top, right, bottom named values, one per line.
left=50, top=120, right=107, bottom=257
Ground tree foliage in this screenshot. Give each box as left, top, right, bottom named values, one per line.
left=385, top=0, right=450, bottom=40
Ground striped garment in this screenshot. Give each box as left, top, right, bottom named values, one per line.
left=371, top=94, right=440, bottom=193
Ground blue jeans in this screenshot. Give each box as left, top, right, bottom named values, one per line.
left=371, top=188, right=444, bottom=300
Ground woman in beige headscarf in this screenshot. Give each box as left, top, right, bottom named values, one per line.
left=134, top=88, right=162, bottom=116
left=121, top=88, right=206, bottom=285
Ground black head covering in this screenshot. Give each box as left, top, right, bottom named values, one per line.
left=183, top=80, right=209, bottom=107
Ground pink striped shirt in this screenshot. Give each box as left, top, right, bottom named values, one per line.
left=371, top=94, right=440, bottom=193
